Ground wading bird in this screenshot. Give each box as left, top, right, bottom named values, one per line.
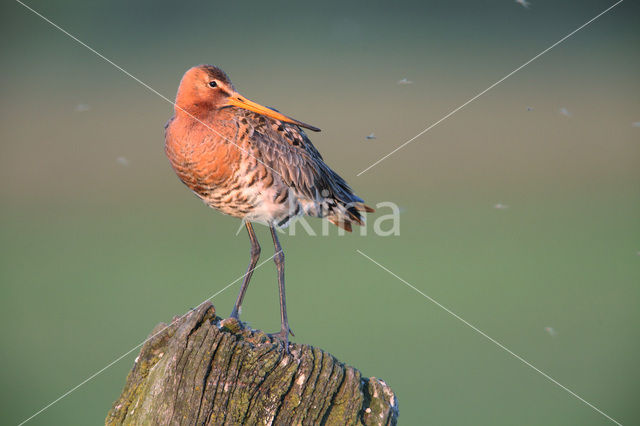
left=165, top=65, right=373, bottom=348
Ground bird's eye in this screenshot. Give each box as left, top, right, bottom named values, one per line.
left=208, top=81, right=218, bottom=88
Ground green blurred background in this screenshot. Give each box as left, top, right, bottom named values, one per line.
left=1, top=0, right=639, bottom=424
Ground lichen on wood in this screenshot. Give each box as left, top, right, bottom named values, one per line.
left=106, top=301, right=398, bottom=425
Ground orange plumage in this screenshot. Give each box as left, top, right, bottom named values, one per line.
left=165, top=65, right=373, bottom=348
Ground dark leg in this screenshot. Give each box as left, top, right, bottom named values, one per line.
left=268, top=225, right=293, bottom=347
left=230, top=222, right=260, bottom=319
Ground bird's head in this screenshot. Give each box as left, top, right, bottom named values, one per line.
left=175, top=65, right=320, bottom=132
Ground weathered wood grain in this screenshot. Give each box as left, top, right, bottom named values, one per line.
left=106, top=302, right=398, bottom=425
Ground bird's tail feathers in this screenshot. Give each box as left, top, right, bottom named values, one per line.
left=327, top=201, right=374, bottom=232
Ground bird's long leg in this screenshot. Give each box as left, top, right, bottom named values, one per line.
left=269, top=225, right=292, bottom=346
left=230, top=222, right=260, bottom=319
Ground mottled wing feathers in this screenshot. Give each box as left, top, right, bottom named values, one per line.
left=237, top=109, right=373, bottom=229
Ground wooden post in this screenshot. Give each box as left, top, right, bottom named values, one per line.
left=106, top=302, right=398, bottom=425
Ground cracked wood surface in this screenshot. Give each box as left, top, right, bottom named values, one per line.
left=106, top=302, right=398, bottom=425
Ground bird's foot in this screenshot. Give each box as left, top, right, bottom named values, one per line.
left=229, top=307, right=241, bottom=320
left=268, top=327, right=294, bottom=353
left=219, top=316, right=243, bottom=334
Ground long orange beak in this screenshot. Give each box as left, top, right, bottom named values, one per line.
left=226, top=94, right=321, bottom=132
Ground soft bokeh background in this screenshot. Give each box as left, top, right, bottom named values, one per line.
left=1, top=0, right=639, bottom=424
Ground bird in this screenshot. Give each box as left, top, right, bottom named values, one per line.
left=365, top=132, right=376, bottom=140
left=515, top=0, right=531, bottom=9
left=396, top=78, right=413, bottom=85
left=164, top=65, right=373, bottom=349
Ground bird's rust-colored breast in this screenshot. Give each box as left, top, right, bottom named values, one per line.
left=164, top=114, right=244, bottom=196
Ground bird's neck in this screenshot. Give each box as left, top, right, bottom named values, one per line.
left=175, top=102, right=220, bottom=123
